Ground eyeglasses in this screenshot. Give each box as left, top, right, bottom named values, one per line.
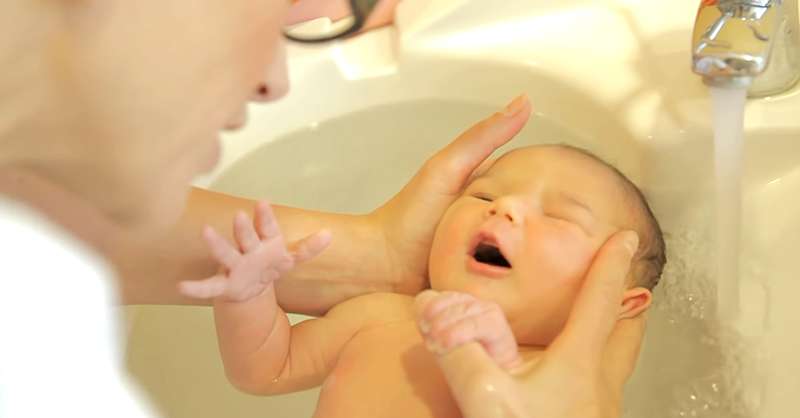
left=284, top=0, right=382, bottom=43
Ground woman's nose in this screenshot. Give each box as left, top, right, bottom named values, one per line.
left=251, top=41, right=289, bottom=103
left=485, top=197, right=520, bottom=225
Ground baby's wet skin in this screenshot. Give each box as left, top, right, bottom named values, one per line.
left=313, top=294, right=544, bottom=418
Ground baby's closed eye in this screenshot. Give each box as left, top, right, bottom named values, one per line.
left=544, top=208, right=594, bottom=234
left=470, top=192, right=494, bottom=202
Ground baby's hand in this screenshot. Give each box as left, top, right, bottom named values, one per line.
left=414, top=290, right=521, bottom=370
left=179, top=201, right=331, bottom=303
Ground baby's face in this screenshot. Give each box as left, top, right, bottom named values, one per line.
left=428, top=146, right=633, bottom=346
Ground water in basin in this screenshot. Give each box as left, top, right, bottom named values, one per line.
left=212, top=100, right=591, bottom=213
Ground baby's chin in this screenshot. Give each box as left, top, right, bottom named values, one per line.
left=510, top=311, right=571, bottom=348
left=430, top=274, right=566, bottom=346
left=521, top=322, right=569, bottom=347
left=515, top=332, right=558, bottom=348
left=429, top=271, right=514, bottom=307
left=428, top=271, right=491, bottom=296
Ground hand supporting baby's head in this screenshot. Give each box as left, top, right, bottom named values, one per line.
left=426, top=144, right=666, bottom=346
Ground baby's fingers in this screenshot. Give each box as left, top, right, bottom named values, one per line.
left=177, top=274, right=229, bottom=299
left=424, top=309, right=521, bottom=371
left=233, top=211, right=260, bottom=253
left=204, top=226, right=241, bottom=269
left=254, top=201, right=281, bottom=240
left=290, top=229, right=332, bottom=263
left=417, top=291, right=478, bottom=325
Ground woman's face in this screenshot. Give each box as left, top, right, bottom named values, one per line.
left=8, top=0, right=290, bottom=226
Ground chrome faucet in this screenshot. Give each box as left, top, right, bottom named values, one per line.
left=692, top=0, right=800, bottom=97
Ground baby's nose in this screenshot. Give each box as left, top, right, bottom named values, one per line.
left=486, top=198, right=520, bottom=225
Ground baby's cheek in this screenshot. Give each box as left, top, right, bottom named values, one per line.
left=536, top=232, right=595, bottom=284
left=428, top=208, right=468, bottom=281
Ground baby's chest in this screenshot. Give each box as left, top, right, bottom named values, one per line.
left=315, top=321, right=461, bottom=418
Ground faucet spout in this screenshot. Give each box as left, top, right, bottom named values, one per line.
left=691, top=0, right=800, bottom=96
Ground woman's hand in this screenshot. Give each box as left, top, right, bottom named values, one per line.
left=371, top=95, right=532, bottom=294
left=418, top=231, right=644, bottom=418
left=178, top=201, right=331, bottom=302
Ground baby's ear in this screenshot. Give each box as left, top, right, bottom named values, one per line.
left=619, top=287, right=652, bottom=319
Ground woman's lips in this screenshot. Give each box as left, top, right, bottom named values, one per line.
left=200, top=136, right=222, bottom=173
left=223, top=107, right=249, bottom=132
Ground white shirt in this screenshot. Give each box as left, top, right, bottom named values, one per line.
left=0, top=198, right=156, bottom=418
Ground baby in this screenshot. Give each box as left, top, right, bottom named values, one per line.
left=186, top=144, right=666, bottom=418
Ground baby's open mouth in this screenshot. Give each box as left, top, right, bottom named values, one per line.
left=472, top=242, right=512, bottom=268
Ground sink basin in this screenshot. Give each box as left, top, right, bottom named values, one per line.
left=124, top=1, right=800, bottom=417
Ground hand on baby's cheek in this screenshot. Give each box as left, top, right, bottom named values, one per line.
left=426, top=146, right=644, bottom=346
left=427, top=202, right=602, bottom=346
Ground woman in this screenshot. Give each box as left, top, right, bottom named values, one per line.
left=0, top=1, right=643, bottom=417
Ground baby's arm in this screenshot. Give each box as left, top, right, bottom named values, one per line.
left=214, top=288, right=388, bottom=394
left=231, top=291, right=410, bottom=394
left=180, top=202, right=397, bottom=394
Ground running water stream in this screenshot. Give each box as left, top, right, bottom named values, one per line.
left=710, top=86, right=747, bottom=320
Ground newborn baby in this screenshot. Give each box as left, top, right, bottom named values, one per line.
left=187, top=145, right=666, bottom=418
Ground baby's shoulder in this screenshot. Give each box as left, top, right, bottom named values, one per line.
left=330, top=292, right=417, bottom=326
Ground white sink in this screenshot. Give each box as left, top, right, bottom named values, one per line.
left=125, top=1, right=800, bottom=417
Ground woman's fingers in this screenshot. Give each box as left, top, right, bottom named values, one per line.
left=177, top=274, right=228, bottom=299
left=550, top=230, right=639, bottom=368
left=361, top=0, right=401, bottom=32
left=431, top=343, right=525, bottom=418
left=416, top=294, right=520, bottom=417
left=602, top=315, right=647, bottom=388
left=467, top=157, right=497, bottom=183
left=289, top=229, right=332, bottom=263
left=421, top=95, right=531, bottom=195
